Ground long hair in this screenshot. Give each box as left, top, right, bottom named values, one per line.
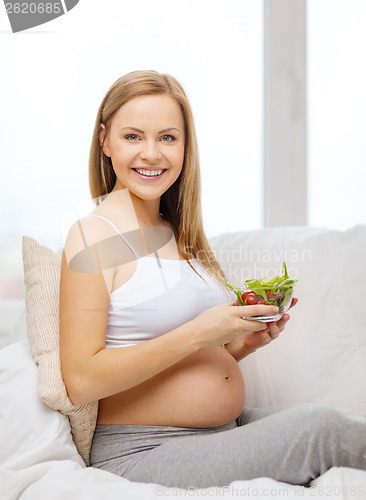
left=89, top=70, right=227, bottom=284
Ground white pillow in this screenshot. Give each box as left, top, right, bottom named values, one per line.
left=210, top=225, right=366, bottom=415
left=0, top=341, right=83, bottom=472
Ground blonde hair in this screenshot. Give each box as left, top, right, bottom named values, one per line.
left=89, top=70, right=227, bottom=284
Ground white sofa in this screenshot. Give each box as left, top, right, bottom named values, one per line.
left=1, top=225, right=366, bottom=500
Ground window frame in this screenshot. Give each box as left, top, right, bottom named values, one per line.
left=263, top=0, right=307, bottom=227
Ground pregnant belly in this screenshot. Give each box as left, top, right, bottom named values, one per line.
left=97, top=346, right=245, bottom=428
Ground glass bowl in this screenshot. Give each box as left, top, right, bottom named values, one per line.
left=225, top=262, right=298, bottom=323
left=242, top=286, right=294, bottom=322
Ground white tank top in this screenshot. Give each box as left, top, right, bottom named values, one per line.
left=87, top=215, right=231, bottom=348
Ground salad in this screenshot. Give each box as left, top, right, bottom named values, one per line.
left=225, top=262, right=298, bottom=320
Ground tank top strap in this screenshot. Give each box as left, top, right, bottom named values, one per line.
left=85, top=214, right=141, bottom=259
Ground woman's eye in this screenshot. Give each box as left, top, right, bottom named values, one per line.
left=125, top=134, right=140, bottom=141
left=161, top=135, right=175, bottom=142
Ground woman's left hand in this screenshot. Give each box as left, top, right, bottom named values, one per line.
left=224, top=297, right=298, bottom=361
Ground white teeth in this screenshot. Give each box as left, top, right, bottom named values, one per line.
left=135, top=169, right=163, bottom=177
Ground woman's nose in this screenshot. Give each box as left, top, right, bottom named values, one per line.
left=140, top=141, right=161, bottom=161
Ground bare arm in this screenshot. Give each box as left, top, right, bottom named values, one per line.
left=59, top=222, right=279, bottom=406
left=59, top=243, right=201, bottom=406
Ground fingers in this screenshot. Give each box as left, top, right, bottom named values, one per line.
left=243, top=319, right=272, bottom=332
left=267, top=314, right=290, bottom=337
left=289, top=297, right=298, bottom=310
left=227, top=300, right=293, bottom=340
left=235, top=304, right=280, bottom=317
left=275, top=313, right=290, bottom=328
left=228, top=303, right=280, bottom=333
left=261, top=329, right=274, bottom=343
left=266, top=322, right=281, bottom=340
left=246, top=327, right=273, bottom=347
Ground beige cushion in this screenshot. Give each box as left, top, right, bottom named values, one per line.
left=22, top=236, right=98, bottom=466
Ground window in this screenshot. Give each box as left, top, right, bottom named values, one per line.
left=0, top=1, right=263, bottom=299
left=307, top=0, right=366, bottom=229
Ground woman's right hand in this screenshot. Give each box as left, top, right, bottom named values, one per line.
left=191, top=302, right=280, bottom=349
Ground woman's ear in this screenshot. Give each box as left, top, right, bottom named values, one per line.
left=99, top=124, right=111, bottom=157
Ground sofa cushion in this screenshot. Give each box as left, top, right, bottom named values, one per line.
left=210, top=225, right=366, bottom=415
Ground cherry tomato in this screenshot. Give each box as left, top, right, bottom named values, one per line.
left=242, top=291, right=253, bottom=301
left=257, top=296, right=266, bottom=304
left=242, top=291, right=258, bottom=305
left=266, top=290, right=272, bottom=299
left=246, top=294, right=259, bottom=305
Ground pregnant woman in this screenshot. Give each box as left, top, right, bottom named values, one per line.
left=60, top=70, right=366, bottom=489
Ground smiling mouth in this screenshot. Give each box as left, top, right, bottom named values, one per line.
left=132, top=168, right=167, bottom=179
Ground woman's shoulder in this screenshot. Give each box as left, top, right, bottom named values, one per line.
left=64, top=213, right=115, bottom=254
left=67, top=192, right=137, bottom=243
left=63, top=199, right=142, bottom=274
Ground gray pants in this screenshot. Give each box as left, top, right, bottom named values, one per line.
left=90, top=403, right=366, bottom=489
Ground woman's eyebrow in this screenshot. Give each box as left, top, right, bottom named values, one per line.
left=158, top=127, right=181, bottom=134
left=120, top=127, right=144, bottom=133
left=120, top=127, right=181, bottom=134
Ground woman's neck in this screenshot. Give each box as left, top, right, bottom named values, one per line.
left=110, top=186, right=165, bottom=227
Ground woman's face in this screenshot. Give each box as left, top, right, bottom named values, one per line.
left=101, top=94, right=185, bottom=202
